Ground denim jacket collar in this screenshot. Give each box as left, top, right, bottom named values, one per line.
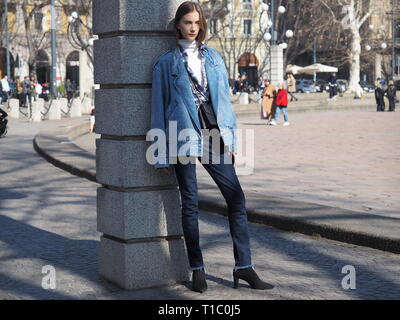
left=171, top=45, right=220, bottom=132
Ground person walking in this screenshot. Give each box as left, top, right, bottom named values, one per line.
left=22, top=76, right=32, bottom=113
left=16, top=76, right=23, bottom=107
left=269, top=83, right=290, bottom=126
left=66, top=79, right=74, bottom=104
left=385, top=80, right=396, bottom=112
left=1, top=75, right=11, bottom=104
left=328, top=73, right=338, bottom=100
left=150, top=1, right=274, bottom=293
left=261, top=79, right=276, bottom=124
left=287, top=73, right=298, bottom=102
left=375, top=83, right=386, bottom=112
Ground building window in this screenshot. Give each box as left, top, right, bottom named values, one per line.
left=242, top=0, right=253, bottom=10
left=34, top=12, right=43, bottom=31
left=243, top=19, right=252, bottom=36
left=210, top=18, right=218, bottom=35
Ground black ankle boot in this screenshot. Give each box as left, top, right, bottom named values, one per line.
left=192, top=269, right=207, bottom=293
left=233, top=268, right=274, bottom=290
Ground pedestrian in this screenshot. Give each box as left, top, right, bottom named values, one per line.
left=385, top=80, right=396, bottom=112
left=0, top=79, right=3, bottom=105
left=89, top=106, right=95, bottom=133
left=1, top=75, right=11, bottom=104
left=328, top=72, right=338, bottom=100
left=287, top=73, right=298, bottom=102
left=16, top=76, right=23, bottom=107
left=30, top=76, right=38, bottom=102
left=375, top=83, right=386, bottom=112
left=261, top=79, right=276, bottom=123
left=257, top=76, right=265, bottom=104
left=269, top=82, right=290, bottom=126
left=22, top=76, right=32, bottom=113
left=150, top=1, right=274, bottom=293
left=240, top=74, right=250, bottom=93
left=66, top=79, right=74, bottom=104
left=232, top=76, right=240, bottom=95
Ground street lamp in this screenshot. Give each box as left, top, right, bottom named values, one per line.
left=260, top=1, right=293, bottom=85
left=67, top=11, right=94, bottom=62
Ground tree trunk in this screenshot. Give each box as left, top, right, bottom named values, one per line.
left=348, top=28, right=361, bottom=92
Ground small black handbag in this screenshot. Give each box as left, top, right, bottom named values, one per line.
left=188, top=74, right=218, bottom=129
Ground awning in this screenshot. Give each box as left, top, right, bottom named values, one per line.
left=297, top=63, right=338, bottom=74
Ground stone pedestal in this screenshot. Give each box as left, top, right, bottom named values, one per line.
left=31, top=99, right=44, bottom=122
left=9, top=99, right=19, bottom=119
left=93, top=0, right=190, bottom=290
left=48, top=99, right=61, bottom=120
left=59, top=98, right=68, bottom=114
left=239, top=92, right=249, bottom=104
left=70, top=99, right=82, bottom=118
left=81, top=97, right=92, bottom=114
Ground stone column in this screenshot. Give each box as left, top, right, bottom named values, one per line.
left=270, top=45, right=284, bottom=87
left=93, top=0, right=189, bottom=290
left=375, top=54, right=383, bottom=81
left=79, top=50, right=93, bottom=100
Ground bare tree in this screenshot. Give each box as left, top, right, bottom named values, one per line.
left=316, top=0, right=376, bottom=90
left=202, top=0, right=269, bottom=79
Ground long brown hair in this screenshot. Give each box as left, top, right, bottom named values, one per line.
left=174, top=1, right=207, bottom=43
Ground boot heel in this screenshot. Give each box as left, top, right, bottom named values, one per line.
left=233, top=276, right=239, bottom=289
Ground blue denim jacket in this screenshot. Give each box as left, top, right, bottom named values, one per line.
left=150, top=45, right=237, bottom=168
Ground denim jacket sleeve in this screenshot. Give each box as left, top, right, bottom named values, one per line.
left=150, top=63, right=170, bottom=169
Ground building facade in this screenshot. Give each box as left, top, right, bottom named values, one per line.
left=0, top=0, right=93, bottom=96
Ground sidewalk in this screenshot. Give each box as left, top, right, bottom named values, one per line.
left=33, top=105, right=400, bottom=255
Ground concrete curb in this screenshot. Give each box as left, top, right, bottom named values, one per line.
left=33, top=119, right=97, bottom=183
left=197, top=191, right=400, bottom=255
left=33, top=114, right=400, bottom=255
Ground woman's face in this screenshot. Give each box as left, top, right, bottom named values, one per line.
left=177, top=11, right=200, bottom=41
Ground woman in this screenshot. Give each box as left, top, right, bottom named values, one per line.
left=150, top=1, right=273, bottom=293
left=287, top=73, right=298, bottom=102
left=270, top=83, right=290, bottom=126
left=261, top=79, right=276, bottom=124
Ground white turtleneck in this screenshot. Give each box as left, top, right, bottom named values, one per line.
left=178, top=39, right=204, bottom=85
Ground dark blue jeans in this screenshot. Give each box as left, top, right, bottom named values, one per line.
left=173, top=135, right=253, bottom=271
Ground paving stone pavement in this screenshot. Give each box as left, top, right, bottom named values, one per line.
left=195, top=110, right=400, bottom=219
left=1, top=117, right=400, bottom=299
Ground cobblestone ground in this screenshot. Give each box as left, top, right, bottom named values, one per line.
left=1, top=117, right=399, bottom=300
left=196, top=110, right=400, bottom=219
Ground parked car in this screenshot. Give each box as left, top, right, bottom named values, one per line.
left=296, top=79, right=316, bottom=93
left=359, top=81, right=375, bottom=93
left=337, top=79, right=348, bottom=93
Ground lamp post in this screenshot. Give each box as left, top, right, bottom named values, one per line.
left=50, top=0, right=57, bottom=98
left=261, top=1, right=293, bottom=86
left=67, top=11, right=94, bottom=99
left=4, top=0, right=10, bottom=79
left=392, top=0, right=397, bottom=80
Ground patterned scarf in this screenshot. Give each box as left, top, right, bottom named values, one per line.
left=178, top=43, right=210, bottom=109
